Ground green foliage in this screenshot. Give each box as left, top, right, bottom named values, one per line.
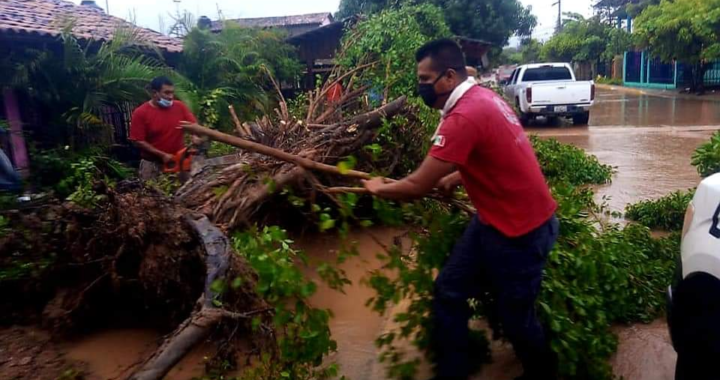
left=634, top=0, right=720, bottom=64
left=56, top=368, right=85, bottom=380
left=208, top=140, right=239, bottom=157
left=625, top=189, right=695, bottom=231
left=366, top=138, right=677, bottom=380
left=541, top=184, right=679, bottom=378
left=437, top=0, right=537, bottom=47
left=0, top=251, right=55, bottom=282
left=339, top=4, right=452, bottom=102
left=5, top=25, right=166, bottom=147
left=232, top=226, right=340, bottom=380
left=542, top=14, right=632, bottom=63
left=338, top=4, right=448, bottom=175
left=497, top=38, right=544, bottom=66
left=595, top=76, right=623, bottom=86
left=178, top=25, right=302, bottom=129
left=337, top=0, right=537, bottom=48
left=530, top=136, right=614, bottom=186
left=692, top=131, right=720, bottom=177
left=30, top=149, right=132, bottom=207
left=0, top=215, right=9, bottom=238
left=367, top=205, right=493, bottom=379
left=633, top=0, right=720, bottom=90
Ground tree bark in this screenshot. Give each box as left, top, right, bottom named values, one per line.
left=128, top=215, right=235, bottom=380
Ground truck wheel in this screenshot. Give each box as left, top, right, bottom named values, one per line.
left=519, top=112, right=531, bottom=127
left=573, top=111, right=590, bottom=126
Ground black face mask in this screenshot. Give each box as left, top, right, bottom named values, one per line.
left=418, top=70, right=453, bottom=108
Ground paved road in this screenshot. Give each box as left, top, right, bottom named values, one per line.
left=529, top=87, right=720, bottom=213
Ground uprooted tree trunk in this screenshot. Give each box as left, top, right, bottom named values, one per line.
left=124, top=96, right=412, bottom=380
left=2, top=61, right=442, bottom=380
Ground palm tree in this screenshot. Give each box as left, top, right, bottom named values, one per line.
left=7, top=23, right=168, bottom=148
left=177, top=24, right=302, bottom=130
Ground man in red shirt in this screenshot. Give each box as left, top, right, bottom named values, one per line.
left=363, top=39, right=559, bottom=380
left=130, top=76, right=198, bottom=181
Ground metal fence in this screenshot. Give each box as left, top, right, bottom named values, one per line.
left=704, top=60, right=720, bottom=87
left=677, top=60, right=720, bottom=89
left=625, top=51, right=642, bottom=83
left=648, top=57, right=675, bottom=85
left=99, top=102, right=136, bottom=146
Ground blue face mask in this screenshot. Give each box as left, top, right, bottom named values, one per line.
left=158, top=98, right=173, bottom=108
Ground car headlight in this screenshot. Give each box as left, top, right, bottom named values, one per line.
left=682, top=202, right=695, bottom=239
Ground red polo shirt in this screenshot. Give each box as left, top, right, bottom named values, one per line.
left=130, top=101, right=197, bottom=160
left=429, top=86, right=557, bottom=237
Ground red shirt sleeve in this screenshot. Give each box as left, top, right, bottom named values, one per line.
left=429, top=114, right=477, bottom=166
left=179, top=101, right=197, bottom=123
left=129, top=106, right=148, bottom=142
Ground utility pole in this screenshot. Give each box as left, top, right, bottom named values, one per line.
left=553, top=0, right=562, bottom=33
left=105, top=0, right=109, bottom=14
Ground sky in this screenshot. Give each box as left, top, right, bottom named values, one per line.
left=71, top=0, right=595, bottom=44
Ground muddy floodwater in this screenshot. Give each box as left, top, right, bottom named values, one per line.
left=529, top=88, right=720, bottom=213
left=6, top=87, right=719, bottom=380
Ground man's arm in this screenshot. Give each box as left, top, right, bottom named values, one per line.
left=437, top=171, right=463, bottom=193
left=133, top=140, right=174, bottom=163
left=363, top=156, right=456, bottom=200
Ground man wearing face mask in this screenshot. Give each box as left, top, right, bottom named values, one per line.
left=363, top=39, right=559, bottom=380
left=130, top=76, right=199, bottom=181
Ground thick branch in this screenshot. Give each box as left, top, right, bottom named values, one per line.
left=183, top=124, right=372, bottom=180
left=128, top=215, right=234, bottom=380
left=183, top=97, right=407, bottom=181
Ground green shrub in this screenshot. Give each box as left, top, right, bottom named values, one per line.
left=595, top=76, right=623, bottom=86
left=540, top=184, right=679, bottom=378
left=231, top=226, right=341, bottom=380
left=625, top=189, right=695, bottom=231
left=530, top=136, right=614, bottom=185
left=692, top=131, right=720, bottom=177
left=364, top=136, right=678, bottom=380
left=30, top=148, right=132, bottom=201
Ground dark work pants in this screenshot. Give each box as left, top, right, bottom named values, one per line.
left=432, top=215, right=559, bottom=380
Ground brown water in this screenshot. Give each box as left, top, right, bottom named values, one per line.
left=58, top=228, right=408, bottom=380
left=62, top=329, right=211, bottom=380
left=59, top=87, right=720, bottom=380
left=529, top=88, right=720, bottom=213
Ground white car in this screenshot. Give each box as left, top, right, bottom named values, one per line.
left=503, top=63, right=595, bottom=126
left=668, top=173, right=720, bottom=380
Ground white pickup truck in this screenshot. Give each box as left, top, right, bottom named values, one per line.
left=668, top=173, right=720, bottom=379
left=503, top=63, right=595, bottom=126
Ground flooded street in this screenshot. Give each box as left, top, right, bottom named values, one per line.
left=529, top=87, right=720, bottom=212
left=11, top=88, right=718, bottom=380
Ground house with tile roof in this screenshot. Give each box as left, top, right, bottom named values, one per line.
left=0, top=0, right=183, bottom=53
left=0, top=0, right=184, bottom=174
left=210, top=12, right=334, bottom=39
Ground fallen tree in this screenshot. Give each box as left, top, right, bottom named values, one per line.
left=1, top=64, right=423, bottom=379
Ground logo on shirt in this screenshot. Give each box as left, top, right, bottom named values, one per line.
left=433, top=135, right=446, bottom=147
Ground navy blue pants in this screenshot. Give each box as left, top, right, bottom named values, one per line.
left=432, top=215, right=559, bottom=380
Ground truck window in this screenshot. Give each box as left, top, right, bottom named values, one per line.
left=522, top=66, right=573, bottom=82
left=510, top=69, right=519, bottom=84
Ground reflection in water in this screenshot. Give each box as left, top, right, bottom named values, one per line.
left=529, top=88, right=720, bottom=212
left=590, top=90, right=720, bottom=127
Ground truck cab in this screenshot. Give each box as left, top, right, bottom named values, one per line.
left=503, top=63, right=595, bottom=126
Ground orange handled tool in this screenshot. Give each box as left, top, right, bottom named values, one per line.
left=163, top=147, right=195, bottom=173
